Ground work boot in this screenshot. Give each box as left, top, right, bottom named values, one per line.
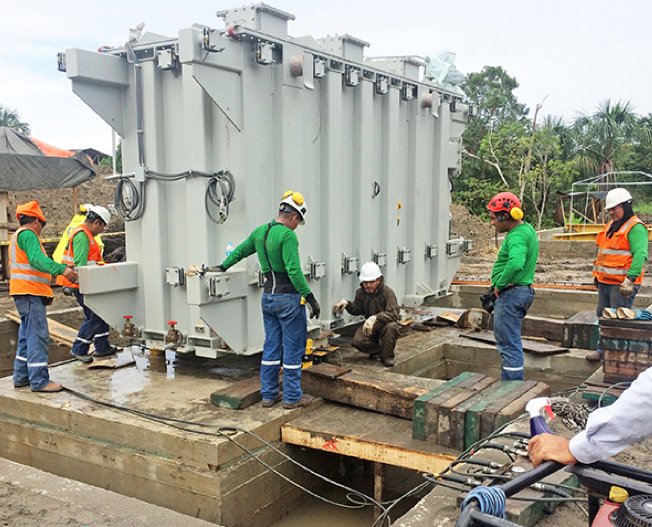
left=381, top=358, right=395, bottom=367
left=94, top=346, right=119, bottom=358
left=368, top=353, right=380, bottom=361
left=585, top=351, right=602, bottom=362
left=31, top=381, right=64, bottom=393
left=261, top=396, right=281, bottom=408
left=69, top=350, right=93, bottom=364
left=282, top=394, right=315, bottom=410
left=13, top=379, right=29, bottom=389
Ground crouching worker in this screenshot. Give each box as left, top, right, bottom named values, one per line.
left=58, top=206, right=117, bottom=363
left=11, top=201, right=78, bottom=392
left=332, top=262, right=400, bottom=367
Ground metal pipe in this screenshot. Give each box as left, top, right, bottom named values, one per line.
left=586, top=460, right=652, bottom=485
left=499, top=461, right=564, bottom=497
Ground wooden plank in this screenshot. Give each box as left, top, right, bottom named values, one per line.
left=425, top=373, right=488, bottom=445
left=494, top=383, right=551, bottom=429
left=449, top=381, right=506, bottom=451
left=435, top=379, right=497, bottom=448
left=521, top=316, right=565, bottom=341
left=302, top=369, right=443, bottom=421
left=479, top=380, right=538, bottom=440
left=303, top=362, right=351, bottom=380
left=412, top=372, right=476, bottom=440
left=600, top=317, right=652, bottom=331
left=210, top=376, right=261, bottom=410
left=460, top=330, right=568, bottom=356
left=6, top=310, right=91, bottom=351
left=281, top=404, right=457, bottom=474
left=87, top=351, right=134, bottom=369
left=600, top=325, right=652, bottom=341
left=464, top=381, right=525, bottom=449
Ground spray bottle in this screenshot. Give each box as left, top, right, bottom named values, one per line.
left=525, top=397, right=554, bottom=437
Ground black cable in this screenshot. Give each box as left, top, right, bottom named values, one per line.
left=205, top=169, right=236, bottom=224
left=62, top=387, right=384, bottom=513
left=114, top=176, right=146, bottom=221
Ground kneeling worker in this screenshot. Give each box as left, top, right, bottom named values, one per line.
left=333, top=262, right=400, bottom=367
left=58, top=206, right=117, bottom=363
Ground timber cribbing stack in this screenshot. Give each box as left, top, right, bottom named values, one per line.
left=412, top=372, right=550, bottom=449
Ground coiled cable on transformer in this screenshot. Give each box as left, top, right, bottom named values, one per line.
left=460, top=486, right=506, bottom=519
left=205, top=169, right=236, bottom=224
left=114, top=176, right=146, bottom=222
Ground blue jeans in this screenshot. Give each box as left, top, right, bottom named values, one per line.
left=595, top=282, right=639, bottom=357
left=71, top=290, right=111, bottom=356
left=596, top=282, right=639, bottom=317
left=13, top=295, right=51, bottom=390
left=261, top=293, right=307, bottom=404
left=493, top=286, right=535, bottom=381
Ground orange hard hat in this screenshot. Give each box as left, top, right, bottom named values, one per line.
left=487, top=192, right=521, bottom=213
left=16, top=201, right=46, bottom=223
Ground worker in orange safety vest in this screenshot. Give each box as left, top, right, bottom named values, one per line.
left=587, top=188, right=649, bottom=361
left=58, top=205, right=118, bottom=363
left=10, top=201, right=77, bottom=392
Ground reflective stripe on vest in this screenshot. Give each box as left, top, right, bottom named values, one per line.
left=593, top=215, right=645, bottom=285
left=9, top=227, right=54, bottom=297
left=56, top=225, right=102, bottom=289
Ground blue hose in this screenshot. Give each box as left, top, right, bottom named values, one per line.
left=460, top=486, right=507, bottom=519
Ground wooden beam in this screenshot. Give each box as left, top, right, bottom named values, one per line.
left=374, top=462, right=384, bottom=524
left=282, top=404, right=456, bottom=474
left=302, top=368, right=445, bottom=420
left=521, top=316, right=565, bottom=341
left=6, top=310, right=89, bottom=350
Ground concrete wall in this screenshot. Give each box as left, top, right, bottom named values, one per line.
left=429, top=284, right=652, bottom=319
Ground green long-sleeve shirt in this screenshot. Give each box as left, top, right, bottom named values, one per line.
left=72, top=231, right=91, bottom=267
left=626, top=222, right=648, bottom=279
left=17, top=230, right=67, bottom=276
left=491, top=222, right=539, bottom=291
left=221, top=220, right=312, bottom=297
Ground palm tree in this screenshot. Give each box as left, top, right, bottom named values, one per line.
left=0, top=105, right=30, bottom=135
left=573, top=99, right=638, bottom=176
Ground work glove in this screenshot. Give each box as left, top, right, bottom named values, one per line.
left=619, top=277, right=635, bottom=297
left=362, top=315, right=377, bottom=336
left=332, top=298, right=348, bottom=317
left=209, top=264, right=227, bottom=273
left=480, top=287, right=496, bottom=313
left=62, top=266, right=78, bottom=284
left=62, top=286, right=75, bottom=297
left=305, top=293, right=321, bottom=319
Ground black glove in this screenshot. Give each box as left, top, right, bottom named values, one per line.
left=480, top=287, right=496, bottom=313
left=305, top=293, right=321, bottom=319
left=62, top=286, right=74, bottom=297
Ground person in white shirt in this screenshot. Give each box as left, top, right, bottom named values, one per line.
left=528, top=367, right=652, bottom=466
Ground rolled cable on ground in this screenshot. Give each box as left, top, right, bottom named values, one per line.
left=460, top=486, right=507, bottom=519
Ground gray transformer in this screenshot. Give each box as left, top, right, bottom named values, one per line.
left=61, top=3, right=470, bottom=357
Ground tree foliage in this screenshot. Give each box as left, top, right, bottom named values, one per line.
left=0, top=105, right=30, bottom=135
left=456, top=68, right=650, bottom=228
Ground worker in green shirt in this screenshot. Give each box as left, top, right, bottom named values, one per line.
left=486, top=192, right=539, bottom=380
left=58, top=206, right=117, bottom=363
left=216, top=191, right=320, bottom=409
left=587, top=188, right=649, bottom=361
left=11, top=201, right=78, bottom=392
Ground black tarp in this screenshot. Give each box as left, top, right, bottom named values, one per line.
left=0, top=127, right=96, bottom=190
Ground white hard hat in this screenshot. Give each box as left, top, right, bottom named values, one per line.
left=279, top=191, right=307, bottom=224
left=87, top=205, right=111, bottom=225
left=359, top=261, right=382, bottom=282
left=605, top=188, right=632, bottom=210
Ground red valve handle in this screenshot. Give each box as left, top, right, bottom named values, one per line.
left=123, top=315, right=133, bottom=320
left=168, top=320, right=177, bottom=325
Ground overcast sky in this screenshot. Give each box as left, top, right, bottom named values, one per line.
left=2, top=0, right=651, bottom=155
